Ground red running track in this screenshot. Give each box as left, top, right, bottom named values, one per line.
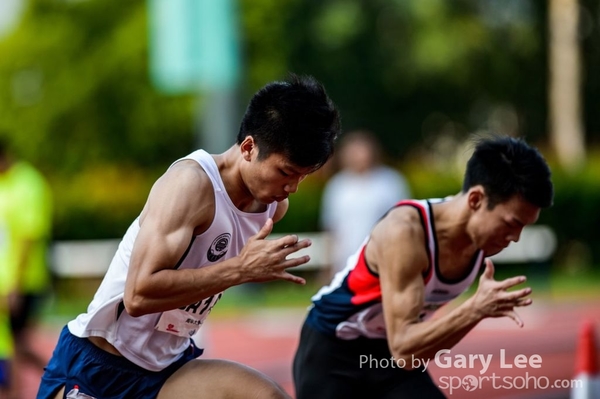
left=19, top=298, right=600, bottom=399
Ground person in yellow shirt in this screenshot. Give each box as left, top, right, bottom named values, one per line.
left=0, top=138, right=53, bottom=395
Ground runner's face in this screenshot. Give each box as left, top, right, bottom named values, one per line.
left=469, top=191, right=540, bottom=256
left=241, top=139, right=313, bottom=204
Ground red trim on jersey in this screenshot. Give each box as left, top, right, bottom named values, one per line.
left=347, top=246, right=382, bottom=305
left=347, top=200, right=435, bottom=306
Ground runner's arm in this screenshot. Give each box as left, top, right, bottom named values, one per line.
left=373, top=211, right=531, bottom=367
left=124, top=163, right=308, bottom=317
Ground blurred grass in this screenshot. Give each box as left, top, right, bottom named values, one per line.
left=546, top=265, right=600, bottom=299
left=41, top=264, right=600, bottom=326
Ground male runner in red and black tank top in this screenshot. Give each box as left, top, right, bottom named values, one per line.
left=293, top=136, right=554, bottom=399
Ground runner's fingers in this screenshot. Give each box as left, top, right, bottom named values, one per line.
left=281, top=255, right=311, bottom=269
left=501, top=287, right=532, bottom=302
left=253, top=218, right=274, bottom=241
left=515, top=297, right=533, bottom=307
left=281, top=239, right=311, bottom=256
left=494, top=294, right=531, bottom=314
left=504, top=310, right=524, bottom=328
left=499, top=275, right=527, bottom=290
left=278, top=271, right=306, bottom=285
left=277, top=234, right=300, bottom=248
left=482, top=258, right=495, bottom=280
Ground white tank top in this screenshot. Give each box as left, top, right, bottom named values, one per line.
left=68, top=150, right=277, bottom=371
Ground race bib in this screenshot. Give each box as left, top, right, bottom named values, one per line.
left=155, top=293, right=221, bottom=337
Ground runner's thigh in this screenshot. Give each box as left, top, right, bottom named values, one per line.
left=52, top=386, right=64, bottom=399
left=157, top=359, right=291, bottom=399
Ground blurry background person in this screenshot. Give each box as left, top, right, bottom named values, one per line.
left=320, top=130, right=411, bottom=277
left=0, top=137, right=53, bottom=392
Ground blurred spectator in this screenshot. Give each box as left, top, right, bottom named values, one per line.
left=320, top=130, right=411, bottom=276
left=0, top=137, right=53, bottom=393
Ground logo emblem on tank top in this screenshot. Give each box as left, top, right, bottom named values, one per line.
left=207, top=233, right=231, bottom=261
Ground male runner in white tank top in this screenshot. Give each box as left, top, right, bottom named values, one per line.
left=293, top=137, right=554, bottom=398
left=37, top=74, right=341, bottom=399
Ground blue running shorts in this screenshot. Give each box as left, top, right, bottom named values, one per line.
left=37, top=326, right=203, bottom=399
left=0, top=359, right=9, bottom=388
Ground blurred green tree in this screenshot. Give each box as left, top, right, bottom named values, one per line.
left=283, top=0, right=549, bottom=159
left=0, top=0, right=196, bottom=238
left=0, top=0, right=598, bottom=253
left=0, top=0, right=194, bottom=175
